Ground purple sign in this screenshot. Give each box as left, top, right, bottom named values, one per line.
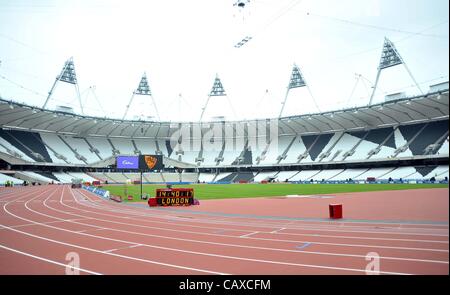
left=116, top=156, right=139, bottom=169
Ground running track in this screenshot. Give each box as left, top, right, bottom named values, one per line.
left=0, top=185, right=448, bottom=275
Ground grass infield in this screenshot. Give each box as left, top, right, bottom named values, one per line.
left=100, top=183, right=449, bottom=202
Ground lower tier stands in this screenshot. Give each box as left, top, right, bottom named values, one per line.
left=1, top=165, right=447, bottom=186
left=0, top=173, right=23, bottom=184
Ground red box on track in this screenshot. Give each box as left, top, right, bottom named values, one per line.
left=148, top=198, right=158, bottom=207
left=329, top=204, right=343, bottom=219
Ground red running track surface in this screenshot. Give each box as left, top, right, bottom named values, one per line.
left=0, top=185, right=448, bottom=275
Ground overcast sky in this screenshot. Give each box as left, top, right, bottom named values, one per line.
left=0, top=0, right=448, bottom=122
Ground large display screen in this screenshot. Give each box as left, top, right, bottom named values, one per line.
left=139, top=154, right=164, bottom=171
left=116, top=155, right=163, bottom=170
left=116, top=156, right=139, bottom=169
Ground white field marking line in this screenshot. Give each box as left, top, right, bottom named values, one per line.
left=240, top=232, right=260, bottom=238
left=76, top=191, right=450, bottom=237
left=49, top=188, right=450, bottom=264
left=73, top=191, right=450, bottom=245
left=0, top=243, right=102, bottom=275
left=10, top=191, right=413, bottom=275
left=77, top=191, right=448, bottom=236
left=270, top=228, right=286, bottom=234
left=3, top=188, right=227, bottom=275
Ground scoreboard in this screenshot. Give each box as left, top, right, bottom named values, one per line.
left=155, top=188, right=194, bottom=206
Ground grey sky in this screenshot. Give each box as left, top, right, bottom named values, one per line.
left=0, top=0, right=448, bottom=121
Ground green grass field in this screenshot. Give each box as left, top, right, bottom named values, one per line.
left=101, top=183, right=449, bottom=202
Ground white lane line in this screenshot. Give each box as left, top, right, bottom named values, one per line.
left=0, top=243, right=102, bottom=275
left=45, top=188, right=448, bottom=265
left=67, top=192, right=450, bottom=252
left=1, top=190, right=228, bottom=275
left=270, top=228, right=286, bottom=234
left=77, top=228, right=108, bottom=233
left=104, top=244, right=143, bottom=253
left=239, top=232, right=260, bottom=238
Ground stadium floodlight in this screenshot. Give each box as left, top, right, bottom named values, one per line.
left=199, top=74, right=236, bottom=121
left=122, top=73, right=160, bottom=121
left=279, top=64, right=320, bottom=118
left=368, top=37, right=423, bottom=105
left=43, top=57, right=84, bottom=115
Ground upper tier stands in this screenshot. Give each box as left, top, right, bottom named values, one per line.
left=0, top=119, right=448, bottom=168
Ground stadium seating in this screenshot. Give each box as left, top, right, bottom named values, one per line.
left=62, top=137, right=100, bottom=163
left=180, top=172, right=199, bottom=183
left=290, top=170, right=322, bottom=181
left=65, top=172, right=99, bottom=183
left=0, top=136, right=35, bottom=162
left=354, top=167, right=396, bottom=181
left=53, top=172, right=76, bottom=183
left=133, top=138, right=158, bottom=155
left=40, top=133, right=85, bottom=164
left=282, top=136, right=311, bottom=164
left=197, top=173, right=216, bottom=183
left=14, top=171, right=59, bottom=184
left=275, top=171, right=299, bottom=182
left=84, top=137, right=114, bottom=160
left=332, top=168, right=370, bottom=181
left=253, top=171, right=278, bottom=182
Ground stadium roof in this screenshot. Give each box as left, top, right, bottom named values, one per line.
left=0, top=88, right=448, bottom=138
left=0, top=0, right=448, bottom=121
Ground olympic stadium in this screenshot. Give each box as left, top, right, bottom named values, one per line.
left=0, top=0, right=448, bottom=277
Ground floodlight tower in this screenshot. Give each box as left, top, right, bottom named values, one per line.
left=43, top=57, right=84, bottom=114
left=279, top=64, right=320, bottom=118
left=122, top=73, right=160, bottom=121
left=199, top=74, right=236, bottom=121
left=368, top=37, right=423, bottom=105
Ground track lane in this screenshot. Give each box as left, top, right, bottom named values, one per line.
left=1, top=185, right=448, bottom=274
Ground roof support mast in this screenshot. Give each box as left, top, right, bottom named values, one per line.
left=43, top=57, right=84, bottom=114
left=279, top=64, right=320, bottom=118
left=122, top=73, right=160, bottom=121
left=199, top=74, right=229, bottom=121
left=369, top=37, right=423, bottom=106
